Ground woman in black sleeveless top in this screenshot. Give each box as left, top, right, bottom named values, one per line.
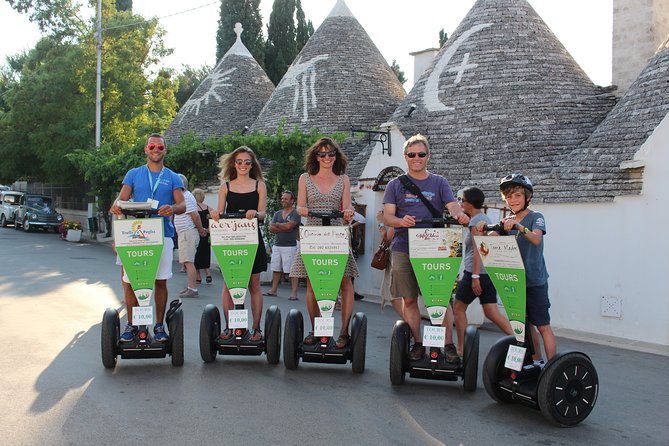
left=211, top=146, right=268, bottom=342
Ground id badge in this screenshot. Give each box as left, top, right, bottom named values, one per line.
left=148, top=199, right=159, bottom=210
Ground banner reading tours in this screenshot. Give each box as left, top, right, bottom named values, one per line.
left=114, top=218, right=164, bottom=307
left=473, top=235, right=526, bottom=343
left=409, top=227, right=462, bottom=325
left=300, top=226, right=349, bottom=318
left=210, top=218, right=259, bottom=305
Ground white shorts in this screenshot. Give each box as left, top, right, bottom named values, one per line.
left=116, top=237, right=174, bottom=283
left=270, top=245, right=298, bottom=273
left=177, top=227, right=199, bottom=263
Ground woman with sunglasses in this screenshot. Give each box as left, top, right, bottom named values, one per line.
left=212, top=146, right=268, bottom=342
left=289, top=137, right=358, bottom=349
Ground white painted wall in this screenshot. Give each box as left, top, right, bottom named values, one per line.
left=540, top=113, right=669, bottom=346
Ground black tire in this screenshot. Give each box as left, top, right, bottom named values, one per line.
left=199, top=304, right=220, bottom=363
left=23, top=218, right=31, bottom=232
left=13, top=215, right=20, bottom=230
left=264, top=305, right=282, bottom=364
left=462, top=324, right=480, bottom=392
left=482, top=335, right=516, bottom=403
left=101, top=308, right=119, bottom=369
left=389, top=320, right=409, bottom=385
left=170, top=309, right=184, bottom=366
left=350, top=312, right=367, bottom=373
left=0, top=214, right=6, bottom=227
left=537, top=352, right=599, bottom=427
left=283, top=309, right=303, bottom=370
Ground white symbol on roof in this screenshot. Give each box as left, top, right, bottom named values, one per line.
left=277, top=54, right=330, bottom=122
left=179, top=67, right=237, bottom=122
left=423, top=23, right=492, bottom=112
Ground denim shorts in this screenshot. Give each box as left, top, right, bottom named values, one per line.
left=455, top=271, right=498, bottom=305
left=526, top=283, right=551, bottom=326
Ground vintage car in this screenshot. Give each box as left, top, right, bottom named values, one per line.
left=0, top=190, right=24, bottom=227
left=14, top=193, right=64, bottom=232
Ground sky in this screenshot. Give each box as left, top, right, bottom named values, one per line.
left=0, top=0, right=613, bottom=88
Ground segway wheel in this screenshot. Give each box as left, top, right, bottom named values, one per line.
left=199, top=304, right=220, bottom=363
left=283, top=309, right=303, bottom=370
left=350, top=312, right=367, bottom=373
left=264, top=305, right=282, bottom=364
left=482, top=335, right=516, bottom=403
left=170, top=309, right=184, bottom=366
left=462, top=324, right=480, bottom=392
left=537, top=352, right=599, bottom=427
left=101, top=308, right=119, bottom=369
left=389, top=320, right=409, bottom=385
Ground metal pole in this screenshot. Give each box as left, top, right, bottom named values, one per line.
left=95, top=0, right=102, bottom=148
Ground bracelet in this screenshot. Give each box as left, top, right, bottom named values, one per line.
left=471, top=274, right=481, bottom=280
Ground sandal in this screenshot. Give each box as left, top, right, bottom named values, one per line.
left=250, top=328, right=263, bottom=342
left=196, top=278, right=202, bottom=284
left=288, top=296, right=298, bottom=301
left=335, top=333, right=350, bottom=349
left=206, top=276, right=212, bottom=284
left=218, top=328, right=233, bottom=341
left=263, top=291, right=277, bottom=297
left=303, top=331, right=317, bottom=346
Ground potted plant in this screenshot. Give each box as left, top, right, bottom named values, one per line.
left=60, top=220, right=82, bottom=242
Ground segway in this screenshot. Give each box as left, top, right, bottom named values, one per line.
left=199, top=212, right=281, bottom=364
left=477, top=225, right=598, bottom=426
left=389, top=217, right=480, bottom=391
left=101, top=201, right=184, bottom=368
left=283, top=210, right=367, bottom=373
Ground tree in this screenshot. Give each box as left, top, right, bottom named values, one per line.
left=439, top=29, right=449, bottom=47
left=390, top=59, right=407, bottom=85
left=216, top=0, right=264, bottom=66
left=5, top=0, right=88, bottom=39
left=295, top=0, right=313, bottom=49
left=116, top=0, right=132, bottom=12
left=173, top=64, right=212, bottom=109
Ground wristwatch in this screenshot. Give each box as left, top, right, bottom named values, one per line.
left=471, top=274, right=481, bottom=279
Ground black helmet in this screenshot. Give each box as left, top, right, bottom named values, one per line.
left=499, top=173, right=533, bottom=193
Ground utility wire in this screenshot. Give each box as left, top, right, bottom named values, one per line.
left=102, top=1, right=219, bottom=32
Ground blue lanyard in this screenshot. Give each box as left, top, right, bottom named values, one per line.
left=146, top=165, right=165, bottom=199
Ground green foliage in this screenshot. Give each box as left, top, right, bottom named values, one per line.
left=295, top=0, right=313, bottom=49
left=115, top=0, right=132, bottom=12
left=216, top=0, right=265, bottom=66
left=390, top=59, right=407, bottom=85
left=264, top=0, right=297, bottom=85
left=5, top=0, right=87, bottom=38
left=439, top=29, right=449, bottom=48
left=173, top=64, right=212, bottom=109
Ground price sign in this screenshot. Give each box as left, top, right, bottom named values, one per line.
left=228, top=309, right=248, bottom=329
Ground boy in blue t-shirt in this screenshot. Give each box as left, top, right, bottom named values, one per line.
left=110, top=134, right=186, bottom=343
left=476, top=174, right=556, bottom=363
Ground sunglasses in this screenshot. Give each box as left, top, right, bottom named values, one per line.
left=405, top=151, right=427, bottom=158
left=235, top=159, right=253, bottom=166
left=457, top=197, right=467, bottom=203
left=317, top=151, right=337, bottom=158
left=147, top=144, right=165, bottom=151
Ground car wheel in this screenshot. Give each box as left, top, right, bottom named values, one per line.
left=23, top=218, right=31, bottom=232
left=0, top=214, right=6, bottom=227
left=13, top=215, right=20, bottom=230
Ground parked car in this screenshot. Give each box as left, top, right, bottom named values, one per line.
left=14, top=193, right=64, bottom=232
left=0, top=190, right=24, bottom=227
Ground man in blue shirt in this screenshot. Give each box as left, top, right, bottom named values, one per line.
left=110, top=134, right=186, bottom=343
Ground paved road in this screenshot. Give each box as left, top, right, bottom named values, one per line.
left=1, top=227, right=668, bottom=446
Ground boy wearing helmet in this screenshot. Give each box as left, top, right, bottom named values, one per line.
left=475, top=174, right=556, bottom=362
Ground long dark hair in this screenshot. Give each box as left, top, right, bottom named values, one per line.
left=304, top=137, right=348, bottom=175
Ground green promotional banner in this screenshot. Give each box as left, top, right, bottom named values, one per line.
left=300, top=226, right=349, bottom=317
left=114, top=218, right=164, bottom=306
left=409, top=227, right=463, bottom=325
left=474, top=236, right=526, bottom=342
left=210, top=218, right=259, bottom=305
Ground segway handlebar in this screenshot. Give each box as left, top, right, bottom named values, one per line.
left=219, top=211, right=248, bottom=219
left=307, top=210, right=344, bottom=226
left=483, top=223, right=504, bottom=233
left=116, top=201, right=156, bottom=218
left=413, top=216, right=461, bottom=227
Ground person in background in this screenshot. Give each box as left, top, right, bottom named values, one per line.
left=174, top=174, right=207, bottom=298
left=193, top=188, right=214, bottom=285
left=265, top=190, right=300, bottom=301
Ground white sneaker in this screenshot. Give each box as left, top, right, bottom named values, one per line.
left=180, top=288, right=199, bottom=297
